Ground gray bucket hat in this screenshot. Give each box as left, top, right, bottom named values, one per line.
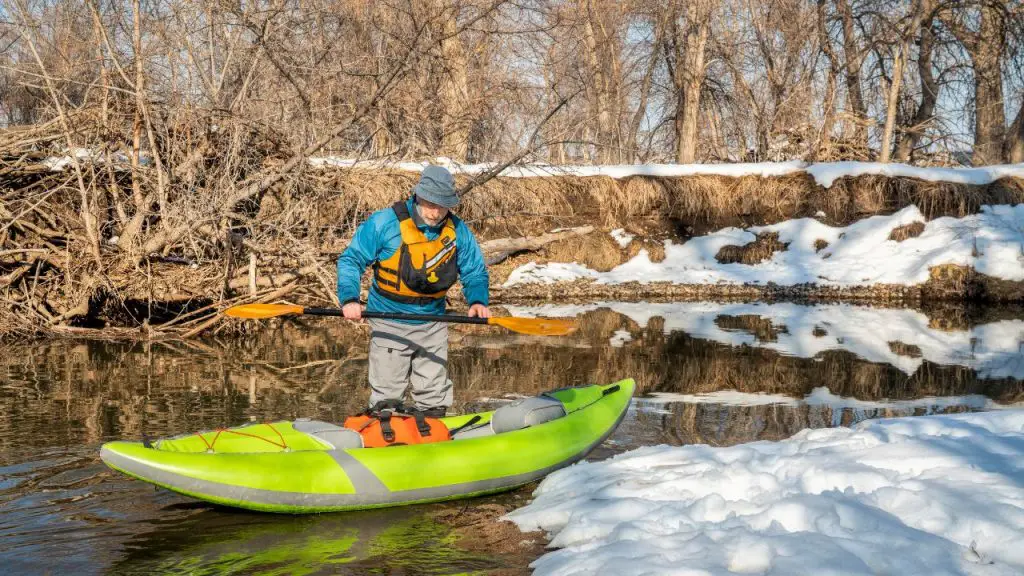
left=413, top=165, right=460, bottom=208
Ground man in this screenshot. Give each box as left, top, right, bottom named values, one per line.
left=337, top=165, right=490, bottom=417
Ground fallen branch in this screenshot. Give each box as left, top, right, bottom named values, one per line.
left=481, top=225, right=594, bottom=265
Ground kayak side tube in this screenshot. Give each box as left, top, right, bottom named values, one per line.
left=100, top=379, right=635, bottom=513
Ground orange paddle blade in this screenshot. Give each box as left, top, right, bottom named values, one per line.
left=224, top=304, right=304, bottom=319
left=488, top=316, right=576, bottom=336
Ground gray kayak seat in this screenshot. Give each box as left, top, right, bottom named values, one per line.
left=293, top=419, right=363, bottom=449
left=453, top=396, right=566, bottom=440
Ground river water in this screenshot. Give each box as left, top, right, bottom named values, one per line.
left=1, top=301, right=1022, bottom=574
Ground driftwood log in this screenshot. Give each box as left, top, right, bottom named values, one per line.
left=481, top=226, right=594, bottom=265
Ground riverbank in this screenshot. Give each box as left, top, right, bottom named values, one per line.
left=3, top=140, right=1024, bottom=338
left=495, top=203, right=1024, bottom=303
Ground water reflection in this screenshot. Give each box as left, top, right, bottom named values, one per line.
left=0, top=301, right=1022, bottom=574
left=112, top=507, right=501, bottom=575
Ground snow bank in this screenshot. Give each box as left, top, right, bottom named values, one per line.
left=504, top=301, right=1024, bottom=380
left=503, top=204, right=1024, bottom=287
left=507, top=410, right=1024, bottom=575
left=307, top=156, right=1024, bottom=189
left=43, top=148, right=1024, bottom=189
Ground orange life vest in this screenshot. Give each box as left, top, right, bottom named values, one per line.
left=373, top=201, right=458, bottom=304
left=343, top=405, right=450, bottom=448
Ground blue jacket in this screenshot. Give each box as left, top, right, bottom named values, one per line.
left=336, top=198, right=489, bottom=320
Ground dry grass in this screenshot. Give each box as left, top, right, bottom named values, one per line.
left=888, top=341, right=923, bottom=358
left=624, top=238, right=667, bottom=263
left=921, top=264, right=1024, bottom=302
left=925, top=264, right=978, bottom=299
left=716, top=232, right=788, bottom=264
left=819, top=175, right=1024, bottom=222
left=814, top=238, right=829, bottom=252
left=888, top=221, right=926, bottom=242
left=484, top=229, right=668, bottom=284
left=541, top=233, right=625, bottom=272
left=269, top=169, right=1024, bottom=241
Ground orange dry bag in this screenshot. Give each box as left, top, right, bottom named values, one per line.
left=343, top=403, right=450, bottom=448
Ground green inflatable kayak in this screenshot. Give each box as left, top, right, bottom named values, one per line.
left=101, top=379, right=633, bottom=513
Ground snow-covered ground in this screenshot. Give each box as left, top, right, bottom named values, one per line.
left=507, top=410, right=1024, bottom=575
left=504, top=204, right=1024, bottom=287
left=506, top=301, right=1024, bottom=380
left=307, top=157, right=1024, bottom=189
left=42, top=149, right=1024, bottom=200
left=45, top=151, right=1024, bottom=186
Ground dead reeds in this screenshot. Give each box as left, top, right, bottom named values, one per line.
left=715, top=232, right=788, bottom=264
left=887, top=221, right=926, bottom=241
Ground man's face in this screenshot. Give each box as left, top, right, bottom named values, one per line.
left=416, top=197, right=449, bottom=226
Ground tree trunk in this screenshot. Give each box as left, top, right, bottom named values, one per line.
left=941, top=3, right=1008, bottom=165
left=438, top=3, right=470, bottom=161
left=880, top=1, right=928, bottom=164
left=836, top=0, right=867, bottom=142
left=971, top=6, right=1006, bottom=165
left=879, top=46, right=904, bottom=164
left=674, top=1, right=710, bottom=164
left=894, top=19, right=937, bottom=162
left=580, top=0, right=622, bottom=163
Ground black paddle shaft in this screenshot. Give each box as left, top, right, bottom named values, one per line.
left=302, top=308, right=489, bottom=325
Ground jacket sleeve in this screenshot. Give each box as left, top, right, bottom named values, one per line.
left=336, top=215, right=380, bottom=305
left=455, top=220, right=490, bottom=307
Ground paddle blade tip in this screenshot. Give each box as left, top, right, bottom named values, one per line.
left=224, top=304, right=304, bottom=319
left=491, top=317, right=577, bottom=336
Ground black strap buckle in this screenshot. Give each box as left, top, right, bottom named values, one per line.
left=378, top=409, right=395, bottom=443
left=411, top=410, right=432, bottom=437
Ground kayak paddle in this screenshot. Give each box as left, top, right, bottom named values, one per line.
left=224, top=304, right=576, bottom=336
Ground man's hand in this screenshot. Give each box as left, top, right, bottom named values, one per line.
left=342, top=302, right=363, bottom=320
left=467, top=304, right=491, bottom=318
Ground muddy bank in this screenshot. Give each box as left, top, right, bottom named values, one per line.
left=432, top=498, right=547, bottom=576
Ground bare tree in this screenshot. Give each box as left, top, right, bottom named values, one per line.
left=666, top=0, right=715, bottom=163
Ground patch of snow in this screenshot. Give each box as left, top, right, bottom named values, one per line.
left=609, top=228, right=634, bottom=248
left=307, top=157, right=809, bottom=179
left=504, top=301, right=1024, bottom=380
left=503, top=262, right=599, bottom=285
left=44, top=148, right=149, bottom=171
left=609, top=330, right=632, bottom=347
left=43, top=147, right=97, bottom=170
left=502, top=204, right=1024, bottom=287
left=507, top=409, right=1024, bottom=575
left=805, top=161, right=1024, bottom=188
